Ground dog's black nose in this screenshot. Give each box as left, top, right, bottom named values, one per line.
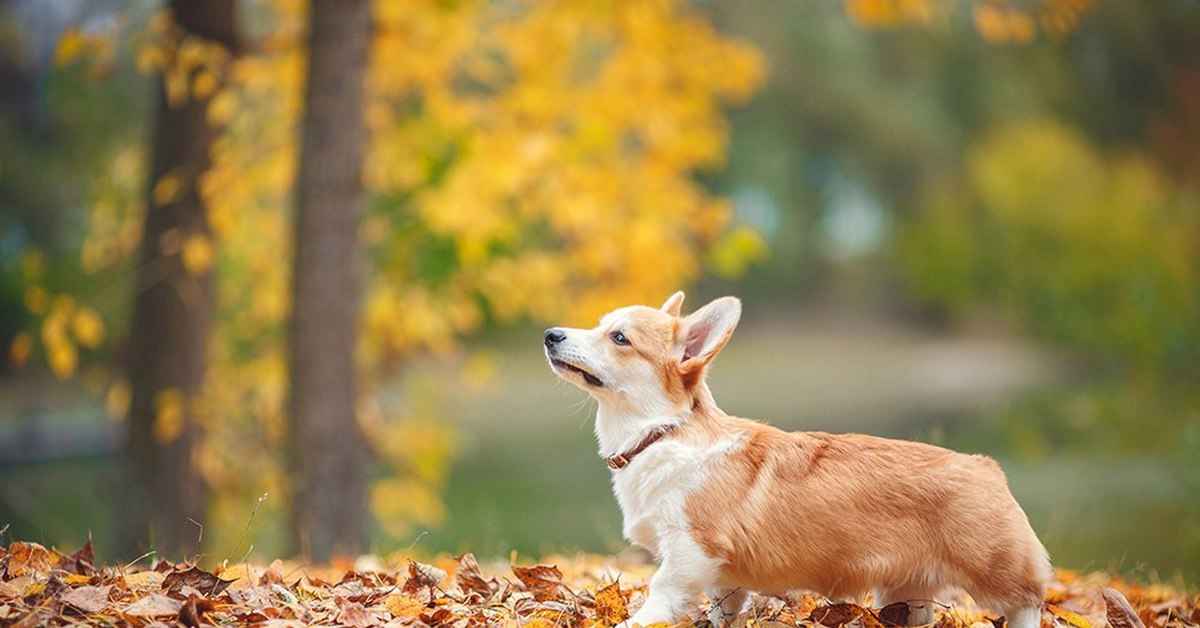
left=544, top=328, right=567, bottom=347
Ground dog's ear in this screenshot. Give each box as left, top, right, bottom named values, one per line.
left=678, top=296, right=741, bottom=373
left=660, top=291, right=685, bottom=318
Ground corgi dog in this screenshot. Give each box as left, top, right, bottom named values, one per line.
left=543, top=293, right=1050, bottom=628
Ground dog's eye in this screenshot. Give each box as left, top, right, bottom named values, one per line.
left=610, top=331, right=630, bottom=346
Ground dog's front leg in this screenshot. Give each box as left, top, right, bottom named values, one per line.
left=628, top=563, right=699, bottom=626
left=627, top=540, right=720, bottom=627
left=706, top=588, right=748, bottom=627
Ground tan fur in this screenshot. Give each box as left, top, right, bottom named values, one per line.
left=680, top=409, right=1048, bottom=610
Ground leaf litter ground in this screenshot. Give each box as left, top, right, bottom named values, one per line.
left=0, top=539, right=1196, bottom=628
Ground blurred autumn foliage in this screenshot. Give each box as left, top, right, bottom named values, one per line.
left=5, top=0, right=765, bottom=558
left=2, top=0, right=1199, bottom=581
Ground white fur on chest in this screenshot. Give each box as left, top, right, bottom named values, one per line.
left=609, top=434, right=742, bottom=555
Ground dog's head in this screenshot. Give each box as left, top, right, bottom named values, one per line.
left=543, top=292, right=741, bottom=416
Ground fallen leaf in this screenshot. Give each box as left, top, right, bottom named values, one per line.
left=1047, top=604, right=1093, bottom=628
left=862, top=608, right=889, bottom=628
left=811, top=603, right=864, bottom=628
left=594, top=581, right=628, bottom=626
left=0, top=581, right=19, bottom=600
left=787, top=592, right=820, bottom=618
left=530, top=605, right=574, bottom=626
left=163, top=565, right=237, bottom=597
left=260, top=558, right=285, bottom=586
left=454, top=552, right=498, bottom=601
left=420, top=605, right=461, bottom=626
left=1103, top=588, right=1147, bottom=628
left=338, top=598, right=380, bottom=627
left=62, top=584, right=111, bottom=614
left=511, top=564, right=566, bottom=602
left=400, top=559, right=448, bottom=595
left=180, top=593, right=218, bottom=627
left=878, top=602, right=910, bottom=626
left=4, top=542, right=57, bottom=578
left=385, top=592, right=426, bottom=618
left=123, top=593, right=184, bottom=617
left=124, top=570, right=165, bottom=590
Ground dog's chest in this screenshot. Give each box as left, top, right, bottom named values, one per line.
left=610, top=438, right=736, bottom=555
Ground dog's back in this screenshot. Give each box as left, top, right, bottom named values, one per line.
left=687, top=421, right=1050, bottom=613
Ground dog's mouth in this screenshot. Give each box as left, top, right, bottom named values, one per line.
left=551, top=359, right=603, bottom=387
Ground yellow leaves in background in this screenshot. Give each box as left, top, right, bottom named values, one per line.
left=181, top=234, right=215, bottom=275
left=845, top=0, right=1092, bottom=42
left=371, top=478, right=446, bottom=537
left=70, top=307, right=105, bottom=349
left=106, top=379, right=132, bottom=421
left=136, top=11, right=233, bottom=108
left=53, top=26, right=116, bottom=76
left=53, top=28, right=90, bottom=66
left=846, top=0, right=952, bottom=29
left=152, top=170, right=184, bottom=207
left=363, top=387, right=457, bottom=537
left=972, top=3, right=1036, bottom=44
left=709, top=224, right=769, bottom=279
left=153, top=388, right=186, bottom=445
left=36, top=297, right=105, bottom=380
left=43, top=0, right=765, bottom=551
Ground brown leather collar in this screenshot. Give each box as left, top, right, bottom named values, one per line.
left=606, top=425, right=677, bottom=471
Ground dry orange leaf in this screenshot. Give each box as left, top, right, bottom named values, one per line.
left=594, top=581, right=629, bottom=626
left=512, top=564, right=566, bottom=602
left=4, top=542, right=57, bottom=578
left=812, top=602, right=864, bottom=628
left=385, top=593, right=426, bottom=618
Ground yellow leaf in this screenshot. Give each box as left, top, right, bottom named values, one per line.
left=153, top=171, right=185, bottom=207
left=192, top=70, right=218, bottom=99
left=135, top=44, right=167, bottom=74
left=71, top=307, right=106, bottom=349
left=207, top=89, right=237, bottom=126
left=594, top=581, right=629, bottom=626
left=107, top=379, right=132, bottom=420
left=47, top=337, right=78, bottom=379
left=54, top=28, right=86, bottom=66
left=9, top=332, right=32, bottom=368
left=1047, top=605, right=1092, bottom=628
left=709, top=225, right=768, bottom=278
left=153, top=388, right=186, bottom=444
left=181, top=233, right=215, bottom=275
left=5, top=542, right=58, bottom=577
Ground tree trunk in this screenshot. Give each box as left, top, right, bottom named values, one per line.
left=287, top=0, right=372, bottom=561
left=118, top=0, right=238, bottom=559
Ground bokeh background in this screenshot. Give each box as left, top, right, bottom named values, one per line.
left=1, top=0, right=1198, bottom=583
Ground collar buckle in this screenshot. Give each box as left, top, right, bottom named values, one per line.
left=605, top=424, right=676, bottom=472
